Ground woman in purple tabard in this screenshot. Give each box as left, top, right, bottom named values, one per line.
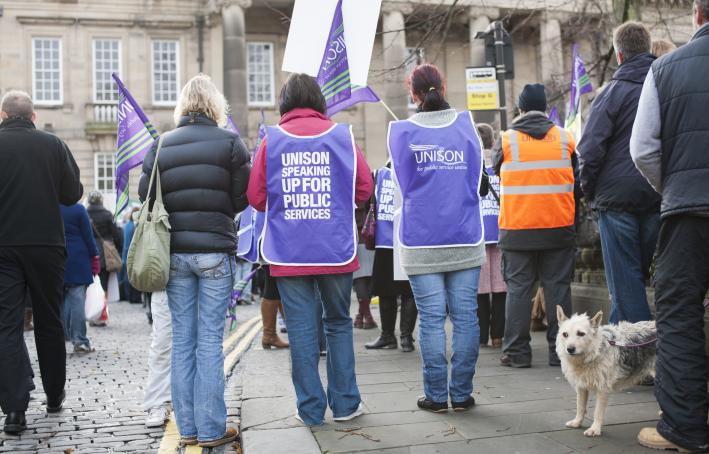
left=388, top=64, right=488, bottom=413
left=475, top=123, right=507, bottom=349
left=247, top=74, right=374, bottom=426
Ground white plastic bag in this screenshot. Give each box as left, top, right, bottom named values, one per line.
left=107, top=272, right=120, bottom=303
left=85, top=276, right=105, bottom=322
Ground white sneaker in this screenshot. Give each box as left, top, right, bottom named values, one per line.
left=333, top=403, right=365, bottom=422
left=146, top=404, right=171, bottom=428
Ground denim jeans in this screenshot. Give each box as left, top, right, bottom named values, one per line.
left=166, top=253, right=235, bottom=441
left=144, top=291, right=172, bottom=410
left=277, top=273, right=361, bottom=425
left=409, top=267, right=481, bottom=403
left=233, top=259, right=252, bottom=302
left=63, top=285, right=90, bottom=348
left=597, top=210, right=660, bottom=324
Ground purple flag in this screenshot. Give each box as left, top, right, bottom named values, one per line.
left=548, top=106, right=562, bottom=127
left=317, top=0, right=379, bottom=116
left=565, top=44, right=593, bottom=128
left=226, top=116, right=240, bottom=135
left=112, top=73, right=159, bottom=218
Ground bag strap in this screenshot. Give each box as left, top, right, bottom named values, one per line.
left=146, top=135, right=165, bottom=205
left=90, top=220, right=106, bottom=242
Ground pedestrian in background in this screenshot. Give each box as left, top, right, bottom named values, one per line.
left=475, top=123, right=506, bottom=349
left=248, top=73, right=373, bottom=426
left=651, top=39, right=677, bottom=57
left=353, top=204, right=376, bottom=330
left=143, top=290, right=172, bottom=428
left=121, top=206, right=142, bottom=304
left=139, top=74, right=250, bottom=448
left=366, top=164, right=418, bottom=352
left=578, top=22, right=660, bottom=325
left=493, top=83, right=576, bottom=369
left=0, top=90, right=83, bottom=434
left=389, top=64, right=486, bottom=413
left=631, top=1, right=709, bottom=450
left=260, top=267, right=289, bottom=349
left=60, top=203, right=100, bottom=353
left=87, top=190, right=122, bottom=327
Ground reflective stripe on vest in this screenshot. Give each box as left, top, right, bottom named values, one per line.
left=499, top=126, right=575, bottom=230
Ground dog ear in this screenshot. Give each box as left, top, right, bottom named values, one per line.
left=590, top=311, right=603, bottom=328
left=556, top=305, right=567, bottom=323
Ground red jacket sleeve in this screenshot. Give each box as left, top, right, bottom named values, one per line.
left=354, top=144, right=374, bottom=206
left=246, top=138, right=268, bottom=212
left=247, top=139, right=374, bottom=210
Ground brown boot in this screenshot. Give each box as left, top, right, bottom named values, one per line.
left=261, top=299, right=289, bottom=349
left=24, top=308, right=33, bottom=332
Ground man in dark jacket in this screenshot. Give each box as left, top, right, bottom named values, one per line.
left=492, top=84, right=578, bottom=369
left=577, top=22, right=660, bottom=324
left=631, top=2, right=709, bottom=451
left=0, top=91, right=83, bottom=434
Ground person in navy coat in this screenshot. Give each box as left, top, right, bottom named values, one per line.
left=60, top=203, right=100, bottom=353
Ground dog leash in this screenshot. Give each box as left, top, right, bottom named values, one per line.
left=607, top=299, right=709, bottom=348
left=608, top=336, right=657, bottom=348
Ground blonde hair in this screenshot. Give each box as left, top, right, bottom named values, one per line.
left=651, top=39, right=677, bottom=57
left=173, top=74, right=229, bottom=127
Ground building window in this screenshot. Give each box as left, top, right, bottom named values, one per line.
left=94, top=153, right=115, bottom=193
left=406, top=47, right=425, bottom=109
left=247, top=42, right=275, bottom=106
left=32, top=38, right=62, bottom=105
left=152, top=40, right=180, bottom=105
left=93, top=39, right=121, bottom=104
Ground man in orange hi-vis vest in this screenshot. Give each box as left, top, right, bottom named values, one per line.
left=492, top=84, right=578, bottom=369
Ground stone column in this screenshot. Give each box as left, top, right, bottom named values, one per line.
left=381, top=3, right=410, bottom=122
left=540, top=14, right=563, bottom=89
left=468, top=12, right=490, bottom=67
left=222, top=0, right=251, bottom=134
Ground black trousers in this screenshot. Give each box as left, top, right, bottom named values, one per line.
left=477, top=292, right=506, bottom=344
left=0, top=247, right=66, bottom=413
left=379, top=295, right=418, bottom=337
left=654, top=215, right=709, bottom=451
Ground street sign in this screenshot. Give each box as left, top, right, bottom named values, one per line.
left=466, top=67, right=499, bottom=111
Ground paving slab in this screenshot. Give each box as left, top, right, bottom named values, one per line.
left=238, top=301, right=663, bottom=453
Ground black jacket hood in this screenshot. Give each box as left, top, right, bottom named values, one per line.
left=511, top=111, right=555, bottom=140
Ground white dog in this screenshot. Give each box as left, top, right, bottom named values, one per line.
left=556, top=306, right=656, bottom=437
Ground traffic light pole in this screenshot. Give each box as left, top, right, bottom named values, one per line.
left=494, top=21, right=508, bottom=131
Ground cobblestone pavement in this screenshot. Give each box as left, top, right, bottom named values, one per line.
left=0, top=299, right=260, bottom=454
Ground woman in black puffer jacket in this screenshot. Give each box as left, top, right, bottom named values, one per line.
left=138, top=74, right=250, bottom=448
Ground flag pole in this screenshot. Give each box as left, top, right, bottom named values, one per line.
left=379, top=100, right=399, bottom=122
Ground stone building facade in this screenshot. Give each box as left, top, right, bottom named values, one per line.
left=0, top=0, right=693, bottom=212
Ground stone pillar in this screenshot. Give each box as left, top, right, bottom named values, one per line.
left=222, top=0, right=251, bottom=134
left=469, top=12, right=490, bottom=66
left=381, top=3, right=409, bottom=122
left=540, top=14, right=563, bottom=89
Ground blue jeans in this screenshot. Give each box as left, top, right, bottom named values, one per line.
left=233, top=259, right=252, bottom=302
left=63, top=285, right=90, bottom=348
left=277, top=273, right=361, bottom=425
left=409, top=267, right=481, bottom=403
left=166, top=253, right=235, bottom=441
left=597, top=210, right=660, bottom=324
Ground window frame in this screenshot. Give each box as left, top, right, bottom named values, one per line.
left=92, top=38, right=122, bottom=105
left=247, top=41, right=276, bottom=107
left=94, top=152, right=116, bottom=194
left=31, top=37, right=63, bottom=106
left=151, top=39, right=181, bottom=107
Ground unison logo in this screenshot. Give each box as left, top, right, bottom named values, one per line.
left=409, top=144, right=465, bottom=165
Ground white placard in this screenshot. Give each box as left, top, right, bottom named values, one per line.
left=282, top=0, right=382, bottom=87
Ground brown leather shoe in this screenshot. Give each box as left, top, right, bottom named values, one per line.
left=353, top=313, right=364, bottom=329
left=198, top=426, right=239, bottom=448
left=180, top=436, right=197, bottom=446
left=261, top=299, right=289, bottom=349
left=637, top=427, right=693, bottom=452
left=491, top=338, right=502, bottom=348
left=362, top=313, right=378, bottom=330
